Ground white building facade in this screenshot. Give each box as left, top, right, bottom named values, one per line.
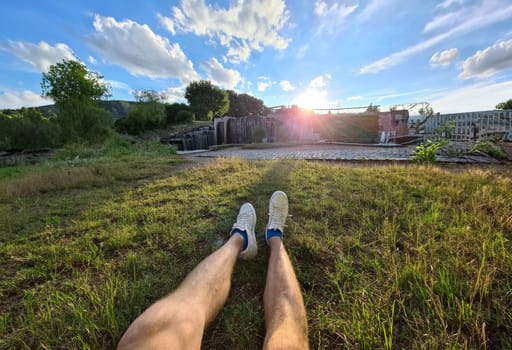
left=424, top=110, right=512, bottom=141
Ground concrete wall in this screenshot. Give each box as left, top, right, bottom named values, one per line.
left=214, top=116, right=275, bottom=144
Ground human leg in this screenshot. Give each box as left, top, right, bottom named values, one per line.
left=117, top=203, right=257, bottom=350
left=263, top=192, right=309, bottom=350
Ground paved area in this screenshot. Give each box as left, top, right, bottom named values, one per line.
left=189, top=144, right=498, bottom=163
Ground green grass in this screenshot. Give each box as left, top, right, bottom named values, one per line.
left=1, top=155, right=511, bottom=349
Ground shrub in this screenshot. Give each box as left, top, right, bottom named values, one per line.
left=471, top=140, right=507, bottom=159
left=412, top=139, right=447, bottom=164
left=165, top=103, right=194, bottom=124
left=117, top=101, right=166, bottom=134
left=176, top=110, right=194, bottom=123
left=0, top=111, right=61, bottom=150
left=57, top=102, right=112, bottom=144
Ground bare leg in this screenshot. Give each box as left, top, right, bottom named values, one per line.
left=117, top=235, right=243, bottom=350
left=263, top=237, right=309, bottom=350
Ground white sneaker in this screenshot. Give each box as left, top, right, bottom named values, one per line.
left=266, top=191, right=288, bottom=244
left=230, top=203, right=257, bottom=260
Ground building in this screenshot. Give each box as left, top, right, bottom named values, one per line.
left=424, top=110, right=512, bottom=141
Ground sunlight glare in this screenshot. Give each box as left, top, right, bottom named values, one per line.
left=291, top=89, right=328, bottom=109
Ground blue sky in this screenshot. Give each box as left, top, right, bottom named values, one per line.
left=1, top=0, right=512, bottom=113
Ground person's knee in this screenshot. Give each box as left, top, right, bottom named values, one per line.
left=118, top=303, right=206, bottom=349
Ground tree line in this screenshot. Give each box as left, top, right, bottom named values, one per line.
left=1, top=59, right=268, bottom=151
left=3, top=58, right=512, bottom=152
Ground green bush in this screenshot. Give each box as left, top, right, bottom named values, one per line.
left=412, top=139, right=447, bottom=164
left=471, top=140, right=507, bottom=159
left=165, top=103, right=194, bottom=124
left=175, top=110, right=194, bottom=123
left=55, top=134, right=135, bottom=160
left=137, top=138, right=177, bottom=155
left=57, top=102, right=112, bottom=144
left=54, top=135, right=175, bottom=161
left=0, top=111, right=61, bottom=150
left=117, top=101, right=166, bottom=134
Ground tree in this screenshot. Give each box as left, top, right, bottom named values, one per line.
left=496, top=99, right=512, bottom=110
left=132, top=89, right=167, bottom=103
left=366, top=104, right=380, bottom=112
left=415, top=105, right=435, bottom=134
left=116, top=89, right=166, bottom=134
left=0, top=108, right=60, bottom=150
left=165, top=103, right=194, bottom=124
left=185, top=80, right=229, bottom=120
left=41, top=59, right=112, bottom=143
left=226, top=90, right=267, bottom=117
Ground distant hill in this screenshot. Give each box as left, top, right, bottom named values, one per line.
left=37, top=100, right=137, bottom=120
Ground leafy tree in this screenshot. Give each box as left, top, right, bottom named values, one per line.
left=132, top=89, right=167, bottom=103
left=175, top=110, right=194, bottom=123
left=226, top=90, right=266, bottom=117
left=185, top=80, right=229, bottom=120
left=41, top=59, right=112, bottom=143
left=116, top=89, right=166, bottom=134
left=496, top=99, right=512, bottom=110
left=0, top=108, right=60, bottom=150
left=165, top=103, right=194, bottom=124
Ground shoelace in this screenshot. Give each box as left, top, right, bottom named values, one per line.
left=236, top=210, right=252, bottom=229
left=268, top=208, right=287, bottom=229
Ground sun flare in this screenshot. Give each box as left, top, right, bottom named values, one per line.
left=291, top=89, right=328, bottom=109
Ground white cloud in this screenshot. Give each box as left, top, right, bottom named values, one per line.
left=424, top=11, right=465, bottom=33
left=224, top=40, right=252, bottom=64
left=430, top=80, right=512, bottom=113
left=309, top=74, right=331, bottom=88
left=460, top=40, right=512, bottom=79
left=280, top=80, right=295, bottom=91
left=200, top=58, right=242, bottom=89
left=436, top=0, right=466, bottom=10
left=430, top=48, right=459, bottom=67
left=258, top=82, right=272, bottom=92
left=157, top=13, right=176, bottom=35
left=347, top=95, right=364, bottom=101
left=360, top=0, right=512, bottom=74
left=297, top=45, right=309, bottom=59
left=314, top=0, right=358, bottom=34
left=88, top=55, right=97, bottom=64
left=314, top=0, right=328, bottom=16
left=164, top=87, right=186, bottom=103
left=107, top=80, right=130, bottom=91
left=87, top=15, right=199, bottom=82
left=0, top=40, right=75, bottom=72
left=159, top=0, right=290, bottom=63
left=357, top=0, right=396, bottom=23
left=0, top=90, right=50, bottom=109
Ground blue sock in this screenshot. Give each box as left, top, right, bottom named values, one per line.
left=266, top=228, right=282, bottom=241
left=231, top=228, right=248, bottom=250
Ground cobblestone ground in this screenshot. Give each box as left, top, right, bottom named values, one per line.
left=189, top=144, right=498, bottom=163
left=196, top=144, right=415, bottom=161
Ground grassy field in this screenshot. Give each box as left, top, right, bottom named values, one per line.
left=1, top=151, right=511, bottom=349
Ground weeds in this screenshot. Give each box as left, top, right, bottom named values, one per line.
left=471, top=140, right=508, bottom=160
left=412, top=139, right=448, bottom=163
